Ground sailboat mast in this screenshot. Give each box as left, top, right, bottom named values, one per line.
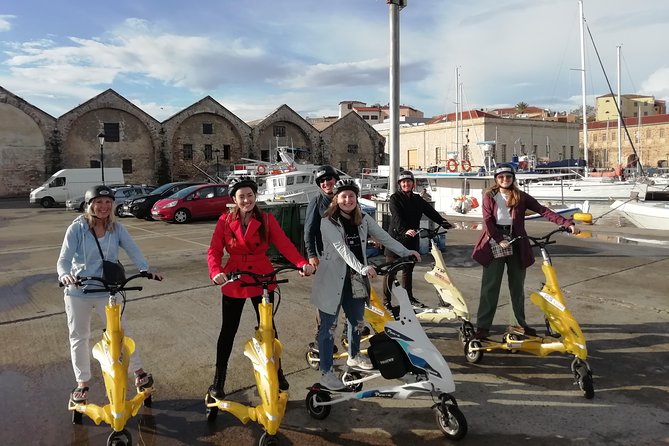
left=455, top=67, right=460, bottom=163
left=616, top=45, right=622, bottom=166
left=579, top=0, right=589, bottom=174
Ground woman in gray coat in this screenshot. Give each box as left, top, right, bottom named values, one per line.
left=310, top=179, right=421, bottom=390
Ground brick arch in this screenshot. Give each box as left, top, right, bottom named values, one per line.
left=252, top=105, right=320, bottom=162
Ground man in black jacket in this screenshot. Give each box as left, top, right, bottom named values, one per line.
left=384, top=170, right=453, bottom=308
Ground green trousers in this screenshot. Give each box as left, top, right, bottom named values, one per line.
left=476, top=251, right=527, bottom=330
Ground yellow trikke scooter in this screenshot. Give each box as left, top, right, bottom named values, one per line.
left=464, top=227, right=595, bottom=399
left=66, top=271, right=160, bottom=446
left=205, top=265, right=299, bottom=446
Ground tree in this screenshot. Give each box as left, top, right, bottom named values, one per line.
left=515, top=102, right=529, bottom=114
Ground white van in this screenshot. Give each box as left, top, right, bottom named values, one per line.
left=29, top=168, right=125, bottom=208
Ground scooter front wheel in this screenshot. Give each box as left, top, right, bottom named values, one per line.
left=143, top=395, right=152, bottom=408
left=305, top=389, right=331, bottom=420
left=464, top=339, right=484, bottom=364
left=435, top=397, right=467, bottom=440
left=259, top=431, right=279, bottom=446
left=107, top=429, right=132, bottom=446
left=71, top=410, right=83, bottom=425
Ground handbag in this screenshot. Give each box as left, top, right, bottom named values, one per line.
left=489, top=235, right=513, bottom=259
left=350, top=269, right=371, bottom=300
left=91, top=229, right=126, bottom=284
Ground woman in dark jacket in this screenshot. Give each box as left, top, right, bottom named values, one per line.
left=471, top=165, right=579, bottom=339
left=384, top=170, right=452, bottom=308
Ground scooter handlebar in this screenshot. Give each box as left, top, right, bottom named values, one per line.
left=58, top=273, right=154, bottom=293
left=372, top=255, right=417, bottom=276
left=226, top=264, right=300, bottom=287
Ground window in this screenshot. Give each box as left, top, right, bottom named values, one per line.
left=593, top=134, right=598, bottom=142
left=103, top=123, right=120, bottom=142
left=223, top=144, right=231, bottom=160
left=273, top=126, right=286, bottom=137
left=90, top=160, right=100, bottom=168
left=570, top=146, right=574, bottom=159
left=347, top=104, right=352, bottom=110
left=532, top=144, right=538, bottom=154
left=183, top=144, right=193, bottom=160
left=660, top=129, right=665, bottom=138
left=501, top=144, right=507, bottom=161
left=204, top=144, right=213, bottom=160
left=362, top=115, right=370, bottom=120
left=122, top=159, right=133, bottom=174
left=347, top=144, right=358, bottom=154
left=370, top=115, right=378, bottom=120
left=50, top=177, right=66, bottom=187
left=646, top=129, right=651, bottom=138
left=203, top=123, right=213, bottom=134
left=340, top=161, right=348, bottom=172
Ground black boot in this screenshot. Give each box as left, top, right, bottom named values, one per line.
left=278, top=368, right=289, bottom=391
left=208, top=369, right=226, bottom=400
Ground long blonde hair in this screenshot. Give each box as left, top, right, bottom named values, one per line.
left=84, top=201, right=116, bottom=232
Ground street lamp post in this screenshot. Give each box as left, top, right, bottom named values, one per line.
left=97, top=132, right=106, bottom=184
left=214, top=148, right=220, bottom=181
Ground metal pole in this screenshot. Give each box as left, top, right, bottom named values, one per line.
left=579, top=0, right=589, bottom=174
left=616, top=45, right=622, bottom=166
left=388, top=0, right=404, bottom=195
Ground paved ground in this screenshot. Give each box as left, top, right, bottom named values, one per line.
left=0, top=200, right=668, bottom=445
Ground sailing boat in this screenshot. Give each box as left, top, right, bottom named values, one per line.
left=521, top=0, right=649, bottom=203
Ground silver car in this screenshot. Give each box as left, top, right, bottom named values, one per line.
left=66, top=185, right=156, bottom=216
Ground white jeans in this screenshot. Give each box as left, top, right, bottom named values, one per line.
left=64, top=293, right=143, bottom=383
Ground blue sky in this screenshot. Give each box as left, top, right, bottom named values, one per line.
left=1, top=0, right=668, bottom=122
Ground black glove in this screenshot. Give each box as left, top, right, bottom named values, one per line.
left=441, top=220, right=454, bottom=230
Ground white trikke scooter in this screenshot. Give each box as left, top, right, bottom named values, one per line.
left=305, top=256, right=468, bottom=441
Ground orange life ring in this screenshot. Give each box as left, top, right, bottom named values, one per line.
left=446, top=159, right=458, bottom=172
left=256, top=164, right=267, bottom=175
left=287, top=163, right=296, bottom=172
left=469, top=196, right=479, bottom=209
left=270, top=169, right=282, bottom=175
left=461, top=160, right=471, bottom=172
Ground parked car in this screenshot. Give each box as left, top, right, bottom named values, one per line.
left=122, top=181, right=205, bottom=219
left=150, top=184, right=232, bottom=223
left=65, top=184, right=156, bottom=216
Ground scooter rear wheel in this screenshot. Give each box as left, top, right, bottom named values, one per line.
left=340, top=371, right=363, bottom=392
left=464, top=339, right=483, bottom=364
left=305, top=389, right=331, bottom=420
left=305, top=348, right=319, bottom=370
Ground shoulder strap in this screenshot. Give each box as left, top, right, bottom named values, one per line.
left=90, top=228, right=106, bottom=260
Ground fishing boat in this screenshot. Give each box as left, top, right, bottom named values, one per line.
left=610, top=199, right=669, bottom=230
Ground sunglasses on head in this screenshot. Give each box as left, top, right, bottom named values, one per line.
left=319, top=176, right=333, bottom=183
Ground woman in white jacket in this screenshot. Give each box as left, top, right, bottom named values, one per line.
left=310, top=179, right=421, bottom=390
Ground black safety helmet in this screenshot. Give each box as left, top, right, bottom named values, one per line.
left=493, top=164, right=516, bottom=179
left=397, top=170, right=415, bottom=184
left=228, top=176, right=258, bottom=197
left=314, top=165, right=340, bottom=184
left=334, top=179, right=360, bottom=196
left=85, top=185, right=114, bottom=205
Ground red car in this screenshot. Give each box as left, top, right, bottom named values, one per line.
left=150, top=184, right=232, bottom=223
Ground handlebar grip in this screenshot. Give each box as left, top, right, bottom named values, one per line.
left=276, top=279, right=289, bottom=284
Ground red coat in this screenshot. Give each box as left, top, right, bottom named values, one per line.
left=207, top=211, right=307, bottom=298
left=472, top=190, right=574, bottom=268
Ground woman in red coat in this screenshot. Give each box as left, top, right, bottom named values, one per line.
left=471, top=165, right=579, bottom=339
left=206, top=177, right=314, bottom=400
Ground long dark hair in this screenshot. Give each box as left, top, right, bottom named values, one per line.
left=226, top=203, right=267, bottom=242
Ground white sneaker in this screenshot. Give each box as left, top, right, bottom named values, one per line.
left=319, top=370, right=345, bottom=391
left=346, top=354, right=373, bottom=370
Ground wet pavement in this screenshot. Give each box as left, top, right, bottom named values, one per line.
left=0, top=200, right=668, bottom=445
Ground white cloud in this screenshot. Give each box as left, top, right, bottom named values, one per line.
left=0, top=15, right=14, bottom=32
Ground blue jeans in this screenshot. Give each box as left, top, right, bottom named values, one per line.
left=317, top=277, right=366, bottom=373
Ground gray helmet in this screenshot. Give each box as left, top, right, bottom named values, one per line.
left=228, top=176, right=258, bottom=197
left=334, top=179, right=359, bottom=196
left=493, top=164, right=516, bottom=179
left=314, top=165, right=340, bottom=184
left=85, top=185, right=114, bottom=205
left=397, top=170, right=415, bottom=184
